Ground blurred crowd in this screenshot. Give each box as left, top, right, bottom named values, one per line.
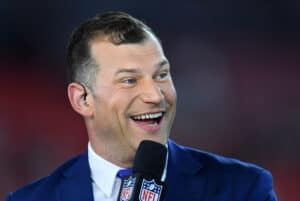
left=1, top=1, right=300, bottom=200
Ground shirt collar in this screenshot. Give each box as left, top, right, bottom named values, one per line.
left=88, top=143, right=122, bottom=197
left=88, top=142, right=169, bottom=196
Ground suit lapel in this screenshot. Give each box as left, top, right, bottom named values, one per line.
left=56, top=151, right=94, bottom=201
left=166, top=140, right=208, bottom=201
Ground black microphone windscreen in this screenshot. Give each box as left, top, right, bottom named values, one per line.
left=132, top=140, right=167, bottom=179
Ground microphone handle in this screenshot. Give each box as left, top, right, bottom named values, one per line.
left=117, top=173, right=166, bottom=201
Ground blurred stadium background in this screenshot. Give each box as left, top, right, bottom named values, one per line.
left=1, top=1, right=299, bottom=200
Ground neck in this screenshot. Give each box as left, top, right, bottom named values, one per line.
left=89, top=139, right=134, bottom=168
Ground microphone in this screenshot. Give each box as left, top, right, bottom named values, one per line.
left=117, top=140, right=167, bottom=201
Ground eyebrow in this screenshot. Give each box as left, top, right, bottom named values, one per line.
left=155, top=59, right=169, bottom=68
left=114, top=68, right=142, bottom=75
left=114, top=59, right=170, bottom=76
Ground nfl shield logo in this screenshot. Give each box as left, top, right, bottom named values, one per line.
left=139, top=179, right=162, bottom=201
left=120, top=177, right=136, bottom=201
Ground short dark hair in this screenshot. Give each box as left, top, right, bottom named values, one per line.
left=67, top=11, right=158, bottom=89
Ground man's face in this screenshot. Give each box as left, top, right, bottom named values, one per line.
left=88, top=34, right=176, bottom=165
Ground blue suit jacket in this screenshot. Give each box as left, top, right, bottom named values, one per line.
left=6, top=140, right=277, bottom=201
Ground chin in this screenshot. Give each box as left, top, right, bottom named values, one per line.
left=143, top=136, right=167, bottom=145
left=132, top=131, right=168, bottom=148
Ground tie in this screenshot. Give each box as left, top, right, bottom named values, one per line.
left=117, top=168, right=132, bottom=179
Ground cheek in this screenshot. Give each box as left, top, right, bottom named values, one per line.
left=163, top=84, right=177, bottom=104
left=108, top=88, right=139, bottom=114
left=93, top=87, right=118, bottom=118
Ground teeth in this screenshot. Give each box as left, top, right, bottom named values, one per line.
left=132, top=112, right=163, bottom=120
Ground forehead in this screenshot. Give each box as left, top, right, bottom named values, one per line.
left=89, top=35, right=166, bottom=70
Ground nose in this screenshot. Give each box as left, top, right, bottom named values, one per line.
left=140, top=80, right=164, bottom=104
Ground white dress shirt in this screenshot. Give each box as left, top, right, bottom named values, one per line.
left=88, top=143, right=168, bottom=201
left=88, top=143, right=123, bottom=201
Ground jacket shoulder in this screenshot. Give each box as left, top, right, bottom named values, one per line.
left=172, top=140, right=267, bottom=174
left=192, top=147, right=276, bottom=200
left=169, top=140, right=277, bottom=200
left=6, top=154, right=83, bottom=201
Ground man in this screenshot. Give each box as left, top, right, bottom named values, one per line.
left=6, top=11, right=277, bottom=201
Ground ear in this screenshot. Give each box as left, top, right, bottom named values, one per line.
left=67, top=82, right=93, bottom=117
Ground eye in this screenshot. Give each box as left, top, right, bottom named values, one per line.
left=121, top=77, right=137, bottom=86
left=155, top=71, right=169, bottom=81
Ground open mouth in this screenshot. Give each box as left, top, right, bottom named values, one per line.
left=130, top=112, right=164, bottom=125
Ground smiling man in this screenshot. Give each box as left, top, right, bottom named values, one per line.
left=6, top=11, right=277, bottom=201
left=68, top=25, right=176, bottom=168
